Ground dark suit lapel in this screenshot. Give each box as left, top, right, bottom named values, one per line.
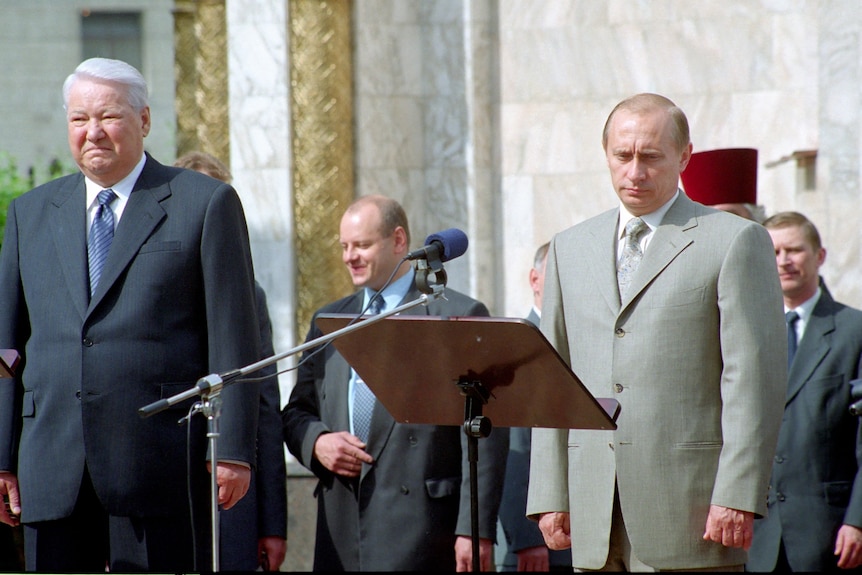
left=323, top=293, right=362, bottom=434
left=622, top=195, right=696, bottom=311
left=49, top=175, right=89, bottom=320
left=786, top=295, right=836, bottom=403
left=86, top=160, right=169, bottom=314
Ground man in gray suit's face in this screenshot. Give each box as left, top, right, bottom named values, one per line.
left=603, top=102, right=691, bottom=218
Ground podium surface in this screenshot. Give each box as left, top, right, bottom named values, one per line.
left=315, top=314, right=619, bottom=430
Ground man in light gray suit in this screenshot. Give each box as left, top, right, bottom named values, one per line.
left=526, top=93, right=787, bottom=571
left=747, top=211, right=862, bottom=572
left=0, top=58, right=260, bottom=571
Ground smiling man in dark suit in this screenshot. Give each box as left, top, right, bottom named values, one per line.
left=0, top=57, right=261, bottom=572
left=283, top=194, right=507, bottom=571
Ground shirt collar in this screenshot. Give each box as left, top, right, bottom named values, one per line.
left=786, top=286, right=821, bottom=321
left=617, top=189, right=679, bottom=239
left=85, top=153, right=146, bottom=208
left=364, top=267, right=416, bottom=312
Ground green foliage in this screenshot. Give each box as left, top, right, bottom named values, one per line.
left=0, top=153, right=76, bottom=249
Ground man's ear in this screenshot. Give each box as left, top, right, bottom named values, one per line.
left=392, top=226, right=409, bottom=253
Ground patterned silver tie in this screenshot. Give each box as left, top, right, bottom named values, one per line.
left=353, top=295, right=383, bottom=443
left=88, top=189, right=117, bottom=297
left=617, top=217, right=648, bottom=298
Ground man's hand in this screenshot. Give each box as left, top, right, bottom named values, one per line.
left=313, top=431, right=374, bottom=477
left=538, top=512, right=571, bottom=550
left=258, top=535, right=287, bottom=571
left=517, top=545, right=551, bottom=571
left=0, top=471, right=20, bottom=526
left=835, top=524, right=862, bottom=569
left=206, top=462, right=251, bottom=510
left=702, top=504, right=753, bottom=550
left=454, top=536, right=493, bottom=572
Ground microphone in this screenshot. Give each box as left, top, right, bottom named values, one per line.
left=405, top=228, right=468, bottom=263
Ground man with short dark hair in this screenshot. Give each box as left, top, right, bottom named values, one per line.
left=748, top=211, right=862, bottom=572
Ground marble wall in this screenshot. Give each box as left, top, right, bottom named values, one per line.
left=352, top=0, right=500, bottom=308
left=226, top=0, right=296, bottom=405
left=496, top=0, right=856, bottom=312
left=331, top=0, right=862, bottom=318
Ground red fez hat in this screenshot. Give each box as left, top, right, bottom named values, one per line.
left=680, top=148, right=758, bottom=205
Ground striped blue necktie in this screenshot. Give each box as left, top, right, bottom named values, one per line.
left=88, top=189, right=117, bottom=297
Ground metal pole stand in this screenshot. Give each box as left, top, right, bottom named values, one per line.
left=457, top=378, right=492, bottom=573
left=189, top=389, right=223, bottom=572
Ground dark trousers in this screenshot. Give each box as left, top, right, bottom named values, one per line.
left=24, top=467, right=210, bottom=572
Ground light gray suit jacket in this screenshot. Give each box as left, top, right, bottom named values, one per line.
left=527, top=193, right=787, bottom=570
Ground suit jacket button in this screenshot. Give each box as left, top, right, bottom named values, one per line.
left=400, top=485, right=409, bottom=494
left=75, top=390, right=82, bottom=400
left=82, top=338, right=94, bottom=347
left=774, top=455, right=784, bottom=463
left=614, top=383, right=624, bottom=393
left=615, top=328, right=625, bottom=338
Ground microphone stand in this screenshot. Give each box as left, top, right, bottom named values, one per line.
left=138, top=271, right=446, bottom=572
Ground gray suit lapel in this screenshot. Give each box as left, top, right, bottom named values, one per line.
left=324, top=294, right=362, bottom=434
left=326, top=352, right=353, bottom=429
left=786, top=296, right=836, bottom=403
left=86, top=170, right=169, bottom=314
left=585, top=211, right=623, bottom=314
left=622, top=195, right=696, bottom=310
left=49, top=176, right=89, bottom=320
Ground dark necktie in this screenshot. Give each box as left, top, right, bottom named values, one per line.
left=88, top=189, right=117, bottom=297
left=353, top=295, right=383, bottom=443
left=786, top=310, right=800, bottom=369
left=617, top=217, right=648, bottom=298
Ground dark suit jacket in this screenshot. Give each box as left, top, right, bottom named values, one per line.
left=498, top=308, right=570, bottom=570
left=748, top=284, right=862, bottom=572
left=282, top=281, right=508, bottom=571
left=0, top=155, right=261, bottom=523
left=220, top=282, right=286, bottom=570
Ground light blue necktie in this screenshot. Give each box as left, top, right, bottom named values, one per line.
left=353, top=295, right=383, bottom=442
left=88, top=189, right=117, bottom=297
